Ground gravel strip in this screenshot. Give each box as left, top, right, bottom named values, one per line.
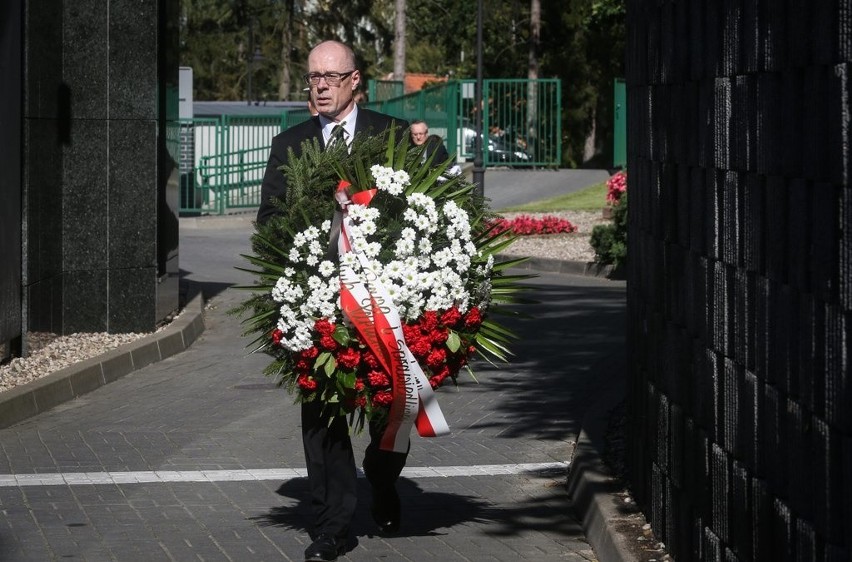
left=0, top=332, right=149, bottom=393
left=498, top=210, right=609, bottom=263
left=0, top=209, right=610, bottom=395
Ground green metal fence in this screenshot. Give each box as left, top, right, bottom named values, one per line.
left=180, top=113, right=310, bottom=214
left=368, top=79, right=561, bottom=168
left=367, top=79, right=404, bottom=102
left=180, top=78, right=561, bottom=215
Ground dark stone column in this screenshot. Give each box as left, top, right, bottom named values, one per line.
left=0, top=0, right=23, bottom=357
left=23, top=0, right=179, bottom=335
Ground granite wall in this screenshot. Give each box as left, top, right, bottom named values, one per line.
left=0, top=0, right=23, bottom=358
left=625, top=1, right=852, bottom=560
left=22, top=0, right=179, bottom=336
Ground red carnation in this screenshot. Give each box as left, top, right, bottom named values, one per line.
left=319, top=335, right=338, bottom=351
left=295, top=358, right=311, bottom=372
left=430, top=328, right=449, bottom=345
left=441, top=307, right=462, bottom=327
left=421, top=311, right=438, bottom=332
left=362, top=349, right=380, bottom=368
left=429, top=373, right=448, bottom=389
left=271, top=329, right=283, bottom=345
left=354, top=378, right=365, bottom=392
left=336, top=347, right=361, bottom=369
left=353, top=395, right=367, bottom=408
left=367, top=370, right=391, bottom=387
left=409, top=337, right=431, bottom=358
left=372, top=391, right=393, bottom=406
left=297, top=375, right=318, bottom=391
left=464, top=307, right=482, bottom=329
left=426, top=347, right=447, bottom=369
left=301, top=346, right=319, bottom=360
left=402, top=324, right=419, bottom=342
left=432, top=364, right=451, bottom=380
left=315, top=318, right=335, bottom=336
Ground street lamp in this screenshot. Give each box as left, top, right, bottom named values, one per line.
left=472, top=0, right=485, bottom=197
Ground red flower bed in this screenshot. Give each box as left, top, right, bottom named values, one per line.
left=606, top=171, right=627, bottom=205
left=488, top=215, right=577, bottom=235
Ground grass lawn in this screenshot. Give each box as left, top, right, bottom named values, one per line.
left=499, top=181, right=608, bottom=212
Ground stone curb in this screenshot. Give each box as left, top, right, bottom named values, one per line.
left=0, top=291, right=206, bottom=429
left=496, top=254, right=621, bottom=279
left=566, top=352, right=637, bottom=562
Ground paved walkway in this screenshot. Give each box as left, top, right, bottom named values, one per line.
left=0, top=214, right=627, bottom=561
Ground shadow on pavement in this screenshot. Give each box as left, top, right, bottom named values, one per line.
left=250, top=474, right=585, bottom=541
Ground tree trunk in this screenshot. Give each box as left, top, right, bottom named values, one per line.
left=393, top=0, right=406, bottom=82
left=526, top=0, right=540, bottom=161
left=583, top=105, right=597, bottom=163
left=278, top=0, right=295, bottom=100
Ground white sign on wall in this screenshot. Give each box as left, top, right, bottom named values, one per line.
left=179, top=67, right=193, bottom=119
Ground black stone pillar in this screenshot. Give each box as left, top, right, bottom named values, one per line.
left=0, top=0, right=23, bottom=357
left=23, top=0, right=179, bottom=335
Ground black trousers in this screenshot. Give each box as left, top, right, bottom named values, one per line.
left=301, top=401, right=408, bottom=539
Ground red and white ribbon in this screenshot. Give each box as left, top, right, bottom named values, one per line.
left=335, top=180, right=450, bottom=453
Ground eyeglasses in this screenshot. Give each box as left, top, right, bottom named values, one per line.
left=303, top=70, right=355, bottom=86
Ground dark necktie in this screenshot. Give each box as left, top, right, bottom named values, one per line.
left=328, top=123, right=347, bottom=148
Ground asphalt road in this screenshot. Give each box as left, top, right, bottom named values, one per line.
left=476, top=168, right=611, bottom=210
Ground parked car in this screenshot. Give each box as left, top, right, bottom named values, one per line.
left=460, top=127, right=532, bottom=165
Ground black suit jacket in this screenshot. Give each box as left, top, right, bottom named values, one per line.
left=256, top=108, right=409, bottom=224
left=423, top=136, right=451, bottom=166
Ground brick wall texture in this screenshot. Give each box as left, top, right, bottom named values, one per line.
left=625, top=1, right=852, bottom=561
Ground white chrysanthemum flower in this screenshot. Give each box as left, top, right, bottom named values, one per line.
left=384, top=261, right=404, bottom=278
left=395, top=238, right=415, bottom=256
left=321, top=219, right=331, bottom=231
left=414, top=215, right=433, bottom=231
left=392, top=169, right=410, bottom=186
left=359, top=220, right=377, bottom=236
left=418, top=238, right=433, bottom=255
left=318, top=261, right=335, bottom=277
left=374, top=174, right=392, bottom=191
left=288, top=248, right=301, bottom=262
left=400, top=227, right=416, bottom=242
left=340, top=253, right=359, bottom=270
left=307, top=275, right=323, bottom=290
left=364, top=241, right=382, bottom=259
left=308, top=240, right=323, bottom=257
left=432, top=248, right=452, bottom=268
left=402, top=208, right=419, bottom=224
left=384, top=181, right=404, bottom=196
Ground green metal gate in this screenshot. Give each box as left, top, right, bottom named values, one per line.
left=368, top=78, right=562, bottom=168
left=613, top=78, right=627, bottom=169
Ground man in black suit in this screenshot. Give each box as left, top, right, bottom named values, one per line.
left=257, top=40, right=409, bottom=562
left=409, top=119, right=451, bottom=167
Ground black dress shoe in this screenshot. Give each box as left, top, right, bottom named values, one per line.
left=304, top=534, right=345, bottom=561
left=371, top=485, right=401, bottom=534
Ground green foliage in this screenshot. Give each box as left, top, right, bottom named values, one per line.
left=180, top=0, right=627, bottom=164
left=589, top=192, right=627, bottom=267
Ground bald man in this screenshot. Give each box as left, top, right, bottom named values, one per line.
left=257, top=40, right=409, bottom=562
